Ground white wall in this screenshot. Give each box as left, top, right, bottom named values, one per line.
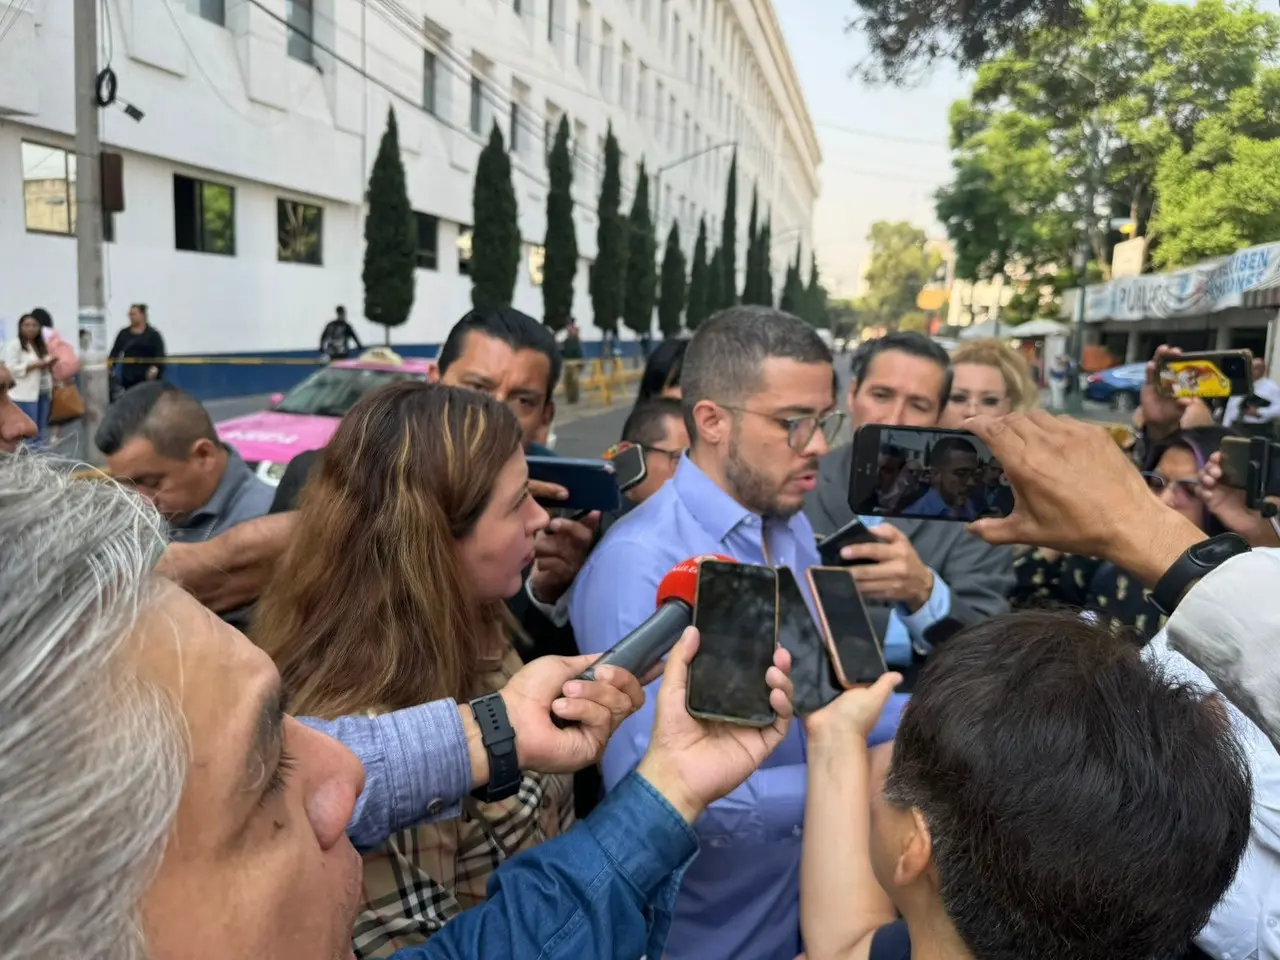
left=0, top=0, right=818, bottom=354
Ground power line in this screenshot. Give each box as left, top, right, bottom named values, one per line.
left=815, top=120, right=950, bottom=149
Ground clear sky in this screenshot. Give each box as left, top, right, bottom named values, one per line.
left=774, top=1, right=970, bottom=298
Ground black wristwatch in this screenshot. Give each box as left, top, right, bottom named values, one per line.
left=468, top=692, right=522, bottom=803
left=1150, top=533, right=1251, bottom=616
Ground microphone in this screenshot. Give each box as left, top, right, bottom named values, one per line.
left=551, top=554, right=733, bottom=728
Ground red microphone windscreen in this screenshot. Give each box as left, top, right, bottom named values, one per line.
left=656, top=554, right=734, bottom=607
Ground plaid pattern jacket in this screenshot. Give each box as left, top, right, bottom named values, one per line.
left=352, top=645, right=576, bottom=958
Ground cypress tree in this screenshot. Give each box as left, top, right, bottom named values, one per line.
left=759, top=214, right=774, bottom=307
left=542, top=115, right=577, bottom=332
left=471, top=122, right=521, bottom=308
left=362, top=106, right=416, bottom=345
left=780, top=239, right=804, bottom=315
left=805, top=253, right=829, bottom=328
left=622, top=160, right=657, bottom=337
left=590, top=124, right=626, bottom=335
left=718, top=150, right=738, bottom=309
left=686, top=216, right=710, bottom=330
left=742, top=186, right=759, bottom=303
left=658, top=221, right=686, bottom=336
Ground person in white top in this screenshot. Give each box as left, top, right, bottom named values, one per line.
left=1225, top=357, right=1280, bottom=427
left=2, top=314, right=54, bottom=445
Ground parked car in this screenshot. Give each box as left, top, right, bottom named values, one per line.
left=1084, top=362, right=1145, bottom=411
left=216, top=349, right=435, bottom=485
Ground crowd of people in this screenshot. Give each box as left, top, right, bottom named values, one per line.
left=1, top=304, right=1278, bottom=960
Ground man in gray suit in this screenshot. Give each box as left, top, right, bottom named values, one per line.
left=805, top=332, right=1014, bottom=691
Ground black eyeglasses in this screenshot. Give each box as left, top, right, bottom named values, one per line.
left=644, top=444, right=685, bottom=466
left=720, top=405, right=846, bottom=452
left=1143, top=471, right=1200, bottom=505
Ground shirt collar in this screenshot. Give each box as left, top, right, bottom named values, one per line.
left=176, top=447, right=251, bottom=528
left=671, top=454, right=761, bottom=543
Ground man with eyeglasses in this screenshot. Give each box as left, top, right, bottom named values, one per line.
left=570, top=306, right=907, bottom=960
left=595, top=398, right=691, bottom=539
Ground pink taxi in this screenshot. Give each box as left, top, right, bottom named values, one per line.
left=216, top=348, right=436, bottom=486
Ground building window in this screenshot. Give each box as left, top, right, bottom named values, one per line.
left=173, top=174, right=235, bottom=256
left=186, top=0, right=225, bottom=26
left=513, top=0, right=522, bottom=13
left=21, top=142, right=76, bottom=235
left=547, top=0, right=556, bottom=41
left=510, top=100, right=523, bottom=154
left=599, top=22, right=614, bottom=98
left=423, top=50, right=437, bottom=114
left=576, top=0, right=591, bottom=69
left=277, top=199, right=323, bottom=264
left=285, top=0, right=313, bottom=63
left=457, top=226, right=474, bottom=275
left=470, top=75, right=483, bottom=133
left=415, top=212, right=439, bottom=270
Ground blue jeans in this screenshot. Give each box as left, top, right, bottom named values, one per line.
left=15, top=393, right=50, bottom=446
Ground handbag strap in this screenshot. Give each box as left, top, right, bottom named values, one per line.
left=460, top=795, right=512, bottom=862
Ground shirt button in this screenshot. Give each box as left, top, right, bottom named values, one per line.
left=1269, top=917, right=1278, bottom=929
left=426, top=798, right=444, bottom=816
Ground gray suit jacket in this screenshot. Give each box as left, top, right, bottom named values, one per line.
left=804, top=443, right=1015, bottom=671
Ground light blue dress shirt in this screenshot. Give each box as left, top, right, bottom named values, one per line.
left=857, top=515, right=954, bottom=666
left=570, top=455, right=909, bottom=960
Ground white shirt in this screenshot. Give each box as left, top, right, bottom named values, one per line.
left=1225, top=378, right=1280, bottom=426
left=1150, top=548, right=1280, bottom=960
left=1, top=339, right=51, bottom=403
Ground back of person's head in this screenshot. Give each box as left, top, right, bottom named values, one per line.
left=622, top=397, right=685, bottom=449
left=681, top=306, right=832, bottom=441
left=253, top=381, right=525, bottom=718
left=950, top=338, right=1038, bottom=412
left=95, top=382, right=217, bottom=460
left=880, top=610, right=1253, bottom=960
left=638, top=338, right=689, bottom=401
left=851, top=332, right=951, bottom=397
left=335, top=305, right=345, bottom=317
left=437, top=306, right=562, bottom=401
left=0, top=455, right=185, bottom=959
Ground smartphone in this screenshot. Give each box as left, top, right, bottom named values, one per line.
left=776, top=567, right=842, bottom=714
left=526, top=456, right=622, bottom=512
left=807, top=567, right=886, bottom=688
left=817, top=518, right=880, bottom=566
left=1157, top=350, right=1253, bottom=400
left=848, top=424, right=1012, bottom=522
left=609, top=442, right=648, bottom=493
left=687, top=561, right=778, bottom=727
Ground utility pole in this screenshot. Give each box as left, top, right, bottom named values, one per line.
left=74, top=0, right=109, bottom=464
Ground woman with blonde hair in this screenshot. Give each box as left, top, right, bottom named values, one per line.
left=254, top=381, right=571, bottom=957
left=939, top=338, right=1040, bottom=427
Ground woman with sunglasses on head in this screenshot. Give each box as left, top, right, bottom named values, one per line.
left=1011, top=426, right=1231, bottom=642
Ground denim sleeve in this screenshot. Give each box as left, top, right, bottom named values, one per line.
left=394, top=772, right=699, bottom=960
left=299, top=699, right=472, bottom=850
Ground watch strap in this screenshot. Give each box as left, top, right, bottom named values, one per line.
left=468, top=692, right=521, bottom=803
left=1150, top=533, right=1250, bottom=616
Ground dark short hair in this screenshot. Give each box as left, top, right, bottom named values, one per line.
left=30, top=308, right=53, bottom=329
left=930, top=435, right=978, bottom=466
left=638, top=339, right=688, bottom=401
left=681, top=306, right=833, bottom=441
left=885, top=610, right=1253, bottom=960
left=851, top=332, right=951, bottom=407
left=96, top=382, right=218, bottom=460
left=336, top=305, right=346, bottom=316
left=622, top=398, right=685, bottom=449
left=130, top=303, right=148, bottom=318
left=437, top=306, right=562, bottom=403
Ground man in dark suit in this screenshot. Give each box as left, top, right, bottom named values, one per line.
left=805, top=333, right=1014, bottom=691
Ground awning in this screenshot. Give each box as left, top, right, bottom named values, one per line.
left=1243, top=275, right=1280, bottom=309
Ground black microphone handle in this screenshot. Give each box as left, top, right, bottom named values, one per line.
left=551, top=601, right=693, bottom=729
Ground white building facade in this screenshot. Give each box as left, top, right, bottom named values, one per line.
left=0, top=0, right=820, bottom=368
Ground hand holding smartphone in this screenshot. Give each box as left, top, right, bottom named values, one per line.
left=686, top=561, right=779, bottom=727
left=817, top=518, right=881, bottom=566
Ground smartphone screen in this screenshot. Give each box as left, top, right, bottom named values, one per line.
left=526, top=456, right=622, bottom=512
left=808, top=567, right=886, bottom=687
left=776, top=567, right=842, bottom=714
left=609, top=443, right=648, bottom=493
left=817, top=518, right=880, bottom=566
left=848, top=424, right=1012, bottom=522
left=1158, top=351, right=1253, bottom=399
left=688, top=562, right=778, bottom=727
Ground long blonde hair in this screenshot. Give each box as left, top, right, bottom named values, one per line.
left=950, top=338, right=1039, bottom=412
left=253, top=382, right=525, bottom=719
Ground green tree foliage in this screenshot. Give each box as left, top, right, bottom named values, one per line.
left=718, top=151, right=739, bottom=309
left=936, top=0, right=1280, bottom=279
left=687, top=217, right=711, bottom=330
left=803, top=255, right=831, bottom=328
left=542, top=115, right=578, bottom=332
left=363, top=107, right=417, bottom=345
left=590, top=125, right=626, bottom=334
left=708, top=246, right=726, bottom=319
left=1149, top=67, right=1280, bottom=267
left=742, top=186, right=761, bottom=304
left=623, top=160, right=657, bottom=337
left=658, top=222, right=687, bottom=337
left=854, top=221, right=941, bottom=330
left=471, top=122, right=521, bottom=309
left=780, top=240, right=805, bottom=315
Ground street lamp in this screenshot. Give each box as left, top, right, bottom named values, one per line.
left=652, top=140, right=738, bottom=232
left=1065, top=241, right=1090, bottom=416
